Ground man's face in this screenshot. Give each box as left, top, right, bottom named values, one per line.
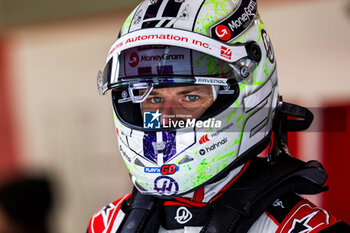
left=141, top=85, right=214, bottom=124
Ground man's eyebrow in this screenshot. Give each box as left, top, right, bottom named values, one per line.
left=139, top=89, right=160, bottom=95
left=148, top=90, right=161, bottom=95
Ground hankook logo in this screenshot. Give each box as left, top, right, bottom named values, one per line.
left=205, top=138, right=228, bottom=152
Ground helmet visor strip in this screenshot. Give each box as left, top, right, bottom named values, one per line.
left=97, top=28, right=252, bottom=95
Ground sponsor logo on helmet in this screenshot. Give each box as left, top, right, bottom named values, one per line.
left=119, top=145, right=132, bottom=162
left=123, top=34, right=211, bottom=51
left=175, top=207, right=192, bottom=224
left=199, top=149, right=206, bottom=155
left=204, top=138, right=228, bottom=153
left=215, top=25, right=231, bottom=41
left=128, top=52, right=139, bottom=67
left=125, top=34, right=189, bottom=44
left=145, top=167, right=161, bottom=173
left=144, top=164, right=179, bottom=175
left=154, top=176, right=179, bottom=196
left=261, top=29, right=275, bottom=63
left=140, top=54, right=184, bottom=62
left=210, top=0, right=257, bottom=41
left=199, top=122, right=234, bottom=146
left=210, top=123, right=234, bottom=137
left=219, top=85, right=236, bottom=95
left=199, top=134, right=210, bottom=145
left=194, top=77, right=227, bottom=86
left=118, top=91, right=132, bottom=104
left=161, top=164, right=178, bottom=175
left=108, top=41, right=123, bottom=56
left=220, top=46, right=232, bottom=60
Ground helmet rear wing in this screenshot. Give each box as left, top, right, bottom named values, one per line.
left=270, top=96, right=314, bottom=159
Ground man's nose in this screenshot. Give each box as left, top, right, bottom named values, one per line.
left=161, top=99, right=177, bottom=125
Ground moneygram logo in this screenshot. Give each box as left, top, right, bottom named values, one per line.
left=129, top=52, right=139, bottom=67
left=141, top=54, right=184, bottom=62
left=220, top=46, right=232, bottom=60
left=215, top=25, right=231, bottom=41
left=210, top=0, right=257, bottom=41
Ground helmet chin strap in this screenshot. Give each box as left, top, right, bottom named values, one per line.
left=270, top=96, right=314, bottom=161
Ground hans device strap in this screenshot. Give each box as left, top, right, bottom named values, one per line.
left=200, top=155, right=327, bottom=233
left=116, top=188, right=162, bottom=233
left=117, top=155, right=327, bottom=233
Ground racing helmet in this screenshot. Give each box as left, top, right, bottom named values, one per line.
left=97, top=0, right=279, bottom=198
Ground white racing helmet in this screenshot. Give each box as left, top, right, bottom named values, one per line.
left=97, top=0, right=278, bottom=198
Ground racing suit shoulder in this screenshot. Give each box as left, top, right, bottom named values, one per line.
left=87, top=193, right=131, bottom=233
left=86, top=192, right=349, bottom=233
left=257, top=192, right=347, bottom=233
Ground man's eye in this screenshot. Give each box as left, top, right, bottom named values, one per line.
left=150, top=97, right=163, bottom=103
left=186, top=95, right=199, bottom=102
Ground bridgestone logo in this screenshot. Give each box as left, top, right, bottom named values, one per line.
left=141, top=54, right=184, bottom=62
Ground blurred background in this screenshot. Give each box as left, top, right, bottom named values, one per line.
left=0, top=0, right=349, bottom=232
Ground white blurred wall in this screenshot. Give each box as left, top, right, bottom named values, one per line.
left=7, top=14, right=133, bottom=233
left=4, top=0, right=350, bottom=232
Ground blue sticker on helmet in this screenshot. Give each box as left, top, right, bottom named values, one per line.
left=154, top=176, right=179, bottom=196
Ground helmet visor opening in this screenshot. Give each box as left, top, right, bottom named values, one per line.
left=108, top=45, right=248, bottom=130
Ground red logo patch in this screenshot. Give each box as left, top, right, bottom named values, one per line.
left=161, top=164, right=177, bottom=175
left=128, top=52, right=139, bottom=67
left=215, top=25, right=231, bottom=41
left=220, top=46, right=232, bottom=60
left=199, top=134, right=210, bottom=145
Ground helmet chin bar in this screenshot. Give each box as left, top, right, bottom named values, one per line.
left=128, top=83, right=154, bottom=104
left=270, top=96, right=314, bottom=160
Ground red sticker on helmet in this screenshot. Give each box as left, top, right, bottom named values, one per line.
left=161, top=164, right=178, bottom=175
left=220, top=46, right=232, bottom=60
left=215, top=25, right=231, bottom=41
left=128, top=52, right=139, bottom=67
left=199, top=134, right=210, bottom=145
